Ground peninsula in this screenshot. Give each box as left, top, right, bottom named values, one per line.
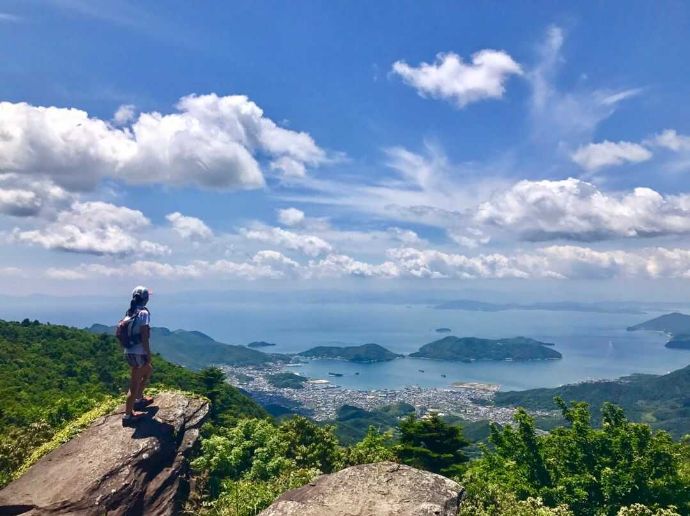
left=409, top=336, right=561, bottom=362
left=627, top=312, right=690, bottom=349
left=298, top=343, right=402, bottom=363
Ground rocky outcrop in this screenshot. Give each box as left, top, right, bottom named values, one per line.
left=260, top=461, right=464, bottom=516
left=0, top=392, right=208, bottom=516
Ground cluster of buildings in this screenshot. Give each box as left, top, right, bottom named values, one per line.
left=221, top=364, right=532, bottom=424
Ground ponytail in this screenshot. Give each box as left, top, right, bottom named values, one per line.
left=126, top=297, right=139, bottom=317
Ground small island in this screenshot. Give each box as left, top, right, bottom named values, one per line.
left=298, top=343, right=402, bottom=363
left=409, top=336, right=561, bottom=362
left=435, top=327, right=452, bottom=333
left=266, top=372, right=308, bottom=389
left=627, top=312, right=690, bottom=349
left=247, top=341, right=277, bottom=348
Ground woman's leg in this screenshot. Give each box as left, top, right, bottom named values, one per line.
left=135, top=362, right=153, bottom=401
left=126, top=366, right=145, bottom=415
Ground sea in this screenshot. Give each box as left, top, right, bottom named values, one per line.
left=4, top=297, right=688, bottom=392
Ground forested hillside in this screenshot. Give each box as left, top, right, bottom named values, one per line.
left=495, top=365, right=690, bottom=438
left=0, top=319, right=265, bottom=487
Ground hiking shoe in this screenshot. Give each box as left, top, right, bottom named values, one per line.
left=134, top=397, right=154, bottom=410
left=122, top=412, right=145, bottom=427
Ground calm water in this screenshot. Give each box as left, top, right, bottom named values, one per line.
left=4, top=298, right=688, bottom=392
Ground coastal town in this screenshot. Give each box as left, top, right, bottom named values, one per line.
left=221, top=363, right=533, bottom=423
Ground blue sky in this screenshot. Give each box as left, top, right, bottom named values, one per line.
left=1, top=0, right=690, bottom=300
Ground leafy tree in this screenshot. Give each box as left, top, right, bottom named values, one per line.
left=463, top=399, right=690, bottom=516
left=192, top=416, right=344, bottom=513
left=395, top=413, right=469, bottom=476
left=344, top=426, right=396, bottom=466
left=278, top=416, right=344, bottom=473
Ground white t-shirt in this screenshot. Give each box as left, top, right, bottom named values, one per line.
left=125, top=308, right=150, bottom=355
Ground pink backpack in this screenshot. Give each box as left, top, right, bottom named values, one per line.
left=115, top=309, right=145, bottom=348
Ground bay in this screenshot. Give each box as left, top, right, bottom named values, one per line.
left=2, top=298, right=686, bottom=392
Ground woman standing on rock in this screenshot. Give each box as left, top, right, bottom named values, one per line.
left=119, top=286, right=155, bottom=426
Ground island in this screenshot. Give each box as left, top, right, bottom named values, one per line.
left=435, top=327, right=452, bottom=333
left=298, top=343, right=403, bottom=363
left=627, top=312, right=690, bottom=349
left=266, top=372, right=308, bottom=389
left=409, top=336, right=561, bottom=362
left=247, top=341, right=277, bottom=348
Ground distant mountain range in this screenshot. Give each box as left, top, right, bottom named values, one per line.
left=87, top=324, right=288, bottom=369
left=627, top=312, right=690, bottom=349
left=434, top=299, right=645, bottom=314
left=298, top=343, right=403, bottom=363
left=409, top=336, right=561, bottom=362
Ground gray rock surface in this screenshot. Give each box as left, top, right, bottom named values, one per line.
left=0, top=391, right=208, bottom=516
left=260, top=461, right=464, bottom=516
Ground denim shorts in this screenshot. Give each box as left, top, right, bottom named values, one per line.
left=125, top=354, right=149, bottom=368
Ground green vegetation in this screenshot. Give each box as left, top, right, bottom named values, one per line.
left=4, top=318, right=690, bottom=516
left=191, top=416, right=397, bottom=515
left=88, top=324, right=288, bottom=369
left=0, top=319, right=265, bottom=487
left=410, top=336, right=561, bottom=361
left=298, top=343, right=402, bottom=362
left=495, top=364, right=690, bottom=438
left=266, top=372, right=308, bottom=389
left=461, top=399, right=690, bottom=516
left=627, top=312, right=690, bottom=336
left=396, top=413, right=469, bottom=477
left=332, top=403, right=415, bottom=444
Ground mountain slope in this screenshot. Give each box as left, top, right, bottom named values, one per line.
left=627, top=312, right=690, bottom=335
left=88, top=324, right=288, bottom=369
left=495, top=364, right=690, bottom=437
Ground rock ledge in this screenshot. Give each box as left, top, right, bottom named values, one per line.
left=260, top=461, right=464, bottom=516
left=0, top=391, right=208, bottom=515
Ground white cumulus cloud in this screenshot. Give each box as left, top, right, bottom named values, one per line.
left=474, top=178, right=690, bottom=242
left=13, top=201, right=169, bottom=256
left=571, top=140, right=652, bottom=171
left=648, top=129, right=690, bottom=152
left=166, top=212, right=213, bottom=240
left=242, top=226, right=332, bottom=256
left=0, top=94, right=327, bottom=192
left=0, top=175, right=73, bottom=217
left=392, top=49, right=522, bottom=108
left=277, top=207, right=305, bottom=227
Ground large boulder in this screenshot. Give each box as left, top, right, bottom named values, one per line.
left=260, top=461, right=464, bottom=516
left=0, top=391, right=208, bottom=516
